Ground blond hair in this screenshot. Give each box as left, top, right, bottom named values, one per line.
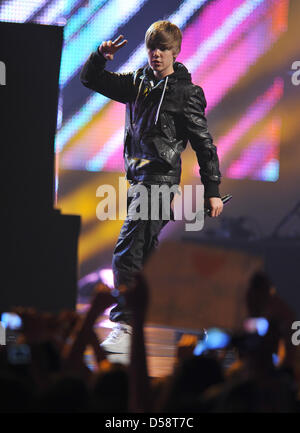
left=145, top=20, right=182, bottom=59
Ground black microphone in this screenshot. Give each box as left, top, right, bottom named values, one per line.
left=204, top=194, right=232, bottom=217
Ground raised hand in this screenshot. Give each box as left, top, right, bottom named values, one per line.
left=90, top=282, right=116, bottom=313
left=176, top=334, right=198, bottom=363
left=99, top=34, right=128, bottom=60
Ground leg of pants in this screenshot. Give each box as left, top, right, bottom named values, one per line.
left=109, top=183, right=174, bottom=323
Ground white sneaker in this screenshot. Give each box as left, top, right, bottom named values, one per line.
left=100, top=323, right=132, bottom=354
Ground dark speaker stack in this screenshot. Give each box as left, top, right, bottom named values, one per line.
left=1, top=22, right=80, bottom=313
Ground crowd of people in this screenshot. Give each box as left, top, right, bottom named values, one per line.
left=0, top=271, right=299, bottom=413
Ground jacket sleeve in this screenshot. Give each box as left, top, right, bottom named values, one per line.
left=183, top=85, right=222, bottom=198
left=80, top=48, right=136, bottom=104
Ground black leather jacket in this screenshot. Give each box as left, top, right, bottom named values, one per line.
left=80, top=49, right=221, bottom=198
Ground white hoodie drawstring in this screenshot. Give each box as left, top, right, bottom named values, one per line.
left=154, top=76, right=168, bottom=125
left=134, top=75, right=169, bottom=125
left=135, top=75, right=145, bottom=106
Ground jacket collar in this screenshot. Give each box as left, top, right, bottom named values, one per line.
left=140, top=61, right=192, bottom=88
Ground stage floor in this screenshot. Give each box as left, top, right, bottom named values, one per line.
left=77, top=304, right=236, bottom=377
left=77, top=302, right=185, bottom=377
left=98, top=324, right=178, bottom=377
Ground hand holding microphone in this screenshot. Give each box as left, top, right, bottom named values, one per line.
left=204, top=194, right=232, bottom=217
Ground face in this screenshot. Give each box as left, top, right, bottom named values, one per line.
left=147, top=45, right=176, bottom=79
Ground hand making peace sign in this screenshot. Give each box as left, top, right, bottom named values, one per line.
left=99, top=34, right=128, bottom=60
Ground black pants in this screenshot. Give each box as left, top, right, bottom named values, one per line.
left=110, top=182, right=175, bottom=323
